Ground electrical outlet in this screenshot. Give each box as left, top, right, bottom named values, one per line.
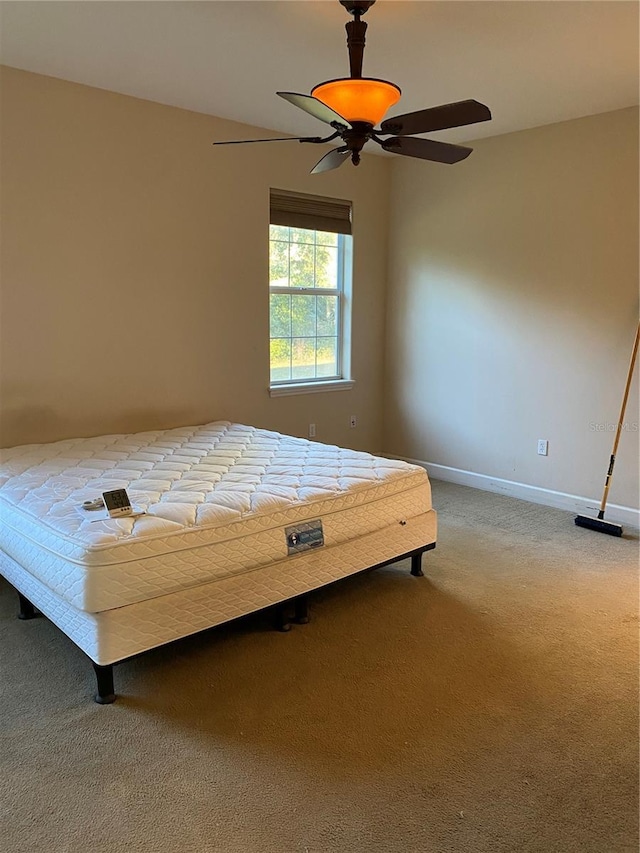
left=350, top=415, right=357, bottom=428
left=308, top=423, right=316, bottom=438
left=537, top=439, right=548, bottom=456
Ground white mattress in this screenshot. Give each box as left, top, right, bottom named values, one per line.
left=0, top=422, right=432, bottom=614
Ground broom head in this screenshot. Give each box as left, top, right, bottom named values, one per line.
left=575, top=515, right=623, bottom=536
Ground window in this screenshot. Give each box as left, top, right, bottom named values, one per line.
left=269, top=190, right=353, bottom=391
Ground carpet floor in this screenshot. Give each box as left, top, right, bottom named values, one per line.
left=1, top=481, right=638, bottom=853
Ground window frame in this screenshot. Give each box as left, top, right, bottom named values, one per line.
left=269, top=230, right=347, bottom=387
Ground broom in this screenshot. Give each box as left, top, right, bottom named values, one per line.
left=575, top=319, right=639, bottom=536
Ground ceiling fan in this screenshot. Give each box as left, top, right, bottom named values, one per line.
left=213, top=0, right=492, bottom=174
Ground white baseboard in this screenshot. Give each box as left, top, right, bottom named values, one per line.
left=388, top=456, right=640, bottom=529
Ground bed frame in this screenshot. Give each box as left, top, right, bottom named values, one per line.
left=7, top=544, right=434, bottom=704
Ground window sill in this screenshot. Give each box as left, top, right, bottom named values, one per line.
left=269, top=379, right=355, bottom=398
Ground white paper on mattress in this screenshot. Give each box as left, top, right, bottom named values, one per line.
left=0, top=423, right=431, bottom=612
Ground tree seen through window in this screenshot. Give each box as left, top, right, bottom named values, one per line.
left=269, top=225, right=345, bottom=383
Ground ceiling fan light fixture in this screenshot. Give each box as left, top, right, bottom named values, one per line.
left=311, top=77, right=401, bottom=126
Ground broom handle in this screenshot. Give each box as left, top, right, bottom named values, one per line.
left=598, top=319, right=640, bottom=517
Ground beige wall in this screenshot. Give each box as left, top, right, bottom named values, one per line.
left=385, top=107, right=639, bottom=511
left=2, top=67, right=638, bottom=512
left=0, top=66, right=391, bottom=451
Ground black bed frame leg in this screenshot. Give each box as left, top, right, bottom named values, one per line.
left=274, top=604, right=292, bottom=632
left=410, top=550, right=425, bottom=577
left=17, top=593, right=38, bottom=620
left=92, top=663, right=116, bottom=704
left=294, top=595, right=309, bottom=624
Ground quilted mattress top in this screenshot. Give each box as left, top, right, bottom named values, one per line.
left=0, top=422, right=429, bottom=568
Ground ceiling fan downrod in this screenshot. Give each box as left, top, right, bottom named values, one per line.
left=340, top=0, right=376, bottom=78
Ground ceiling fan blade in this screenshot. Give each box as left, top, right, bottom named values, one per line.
left=277, top=92, right=352, bottom=130
left=213, top=136, right=323, bottom=146
left=311, top=147, right=351, bottom=175
left=380, top=100, right=491, bottom=136
left=381, top=136, right=473, bottom=164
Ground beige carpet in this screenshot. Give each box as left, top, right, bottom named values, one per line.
left=1, top=481, right=638, bottom=853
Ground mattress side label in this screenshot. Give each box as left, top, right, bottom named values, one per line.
left=285, top=519, right=324, bottom=555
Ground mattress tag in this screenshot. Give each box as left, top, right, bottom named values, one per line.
left=286, top=519, right=324, bottom=555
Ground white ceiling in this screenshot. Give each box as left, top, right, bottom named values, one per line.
left=1, top=1, right=638, bottom=146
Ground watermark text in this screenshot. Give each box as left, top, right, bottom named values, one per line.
left=589, top=422, right=638, bottom=432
